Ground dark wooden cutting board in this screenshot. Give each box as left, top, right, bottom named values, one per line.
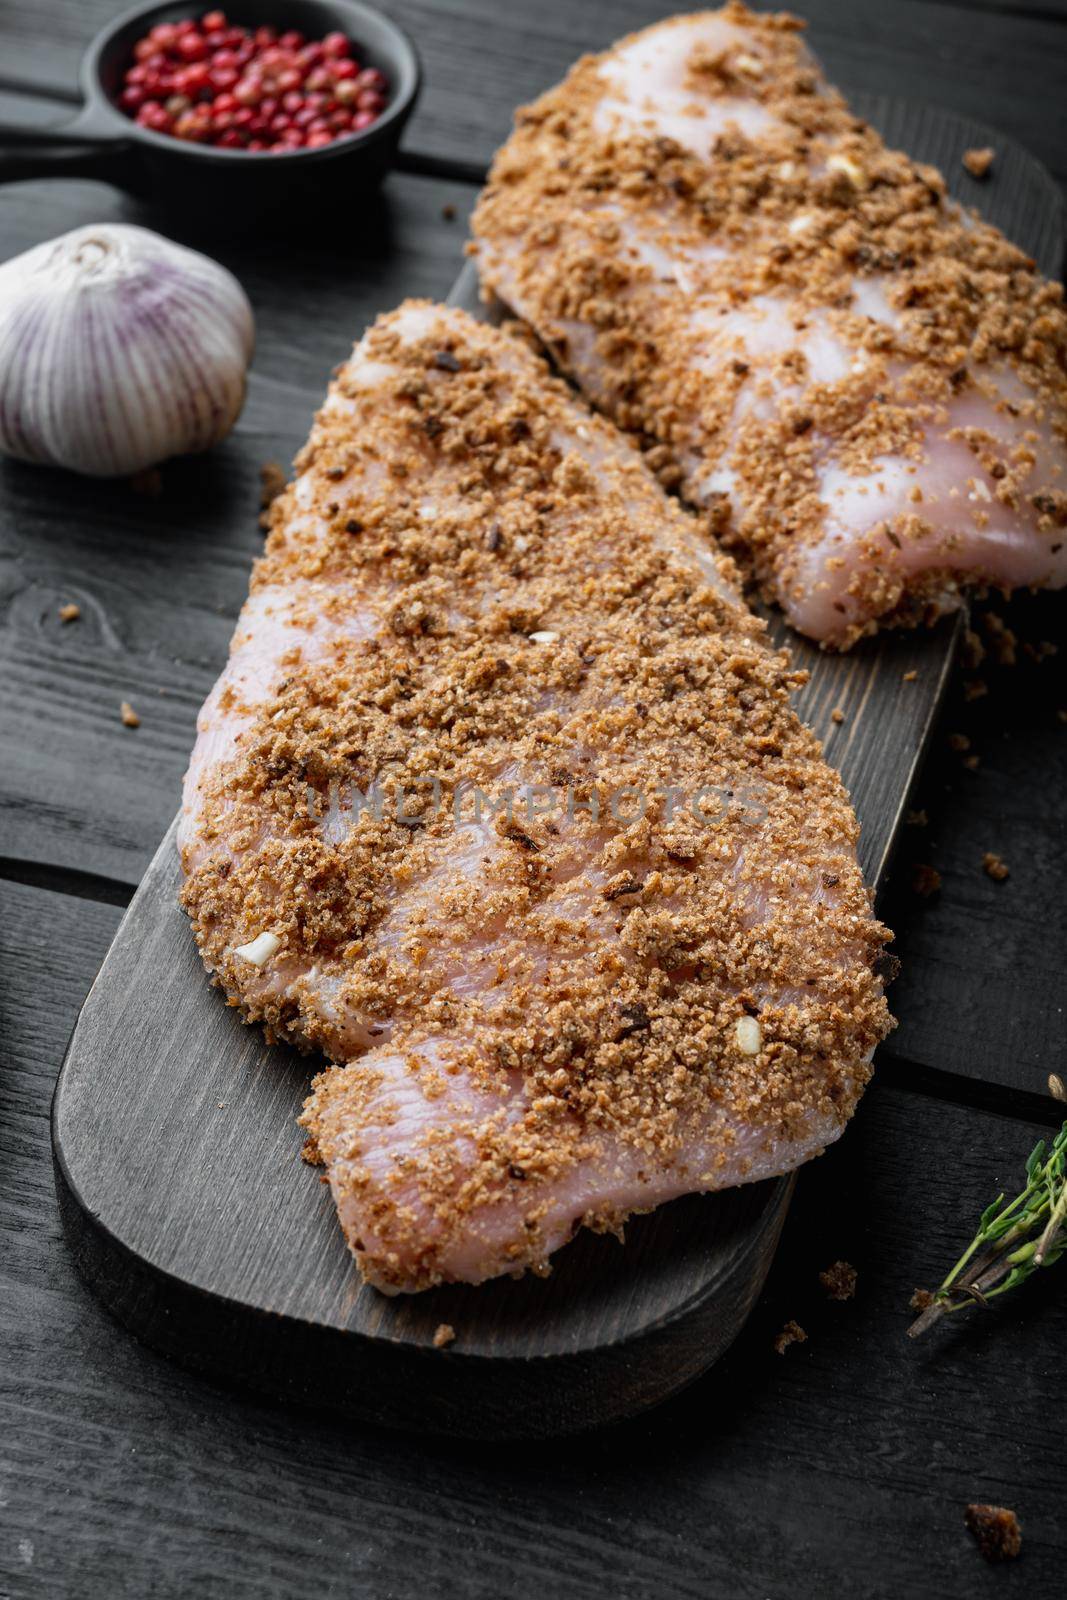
left=52, top=99, right=1063, bottom=1440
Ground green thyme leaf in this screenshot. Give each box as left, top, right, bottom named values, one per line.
left=908, top=1113, right=1067, bottom=1339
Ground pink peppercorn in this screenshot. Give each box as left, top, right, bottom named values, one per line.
left=116, top=12, right=391, bottom=151
left=177, top=33, right=209, bottom=62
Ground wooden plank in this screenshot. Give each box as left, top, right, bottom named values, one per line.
left=52, top=828, right=797, bottom=1439
left=48, top=89, right=1058, bottom=1438
left=5, top=875, right=1065, bottom=1594
left=3, top=1, right=1067, bottom=194
left=17, top=95, right=1053, bottom=896
left=0, top=170, right=475, bottom=885
left=0, top=171, right=1057, bottom=1112
left=451, top=94, right=1067, bottom=1097
left=880, top=586, right=1067, bottom=1097
left=392, top=0, right=1067, bottom=194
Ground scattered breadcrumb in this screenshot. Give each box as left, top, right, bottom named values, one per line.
left=830, top=706, right=845, bottom=724
left=433, top=1323, right=456, bottom=1349
left=964, top=1504, right=1021, bottom=1562
left=982, top=851, right=1009, bottom=881
left=905, top=808, right=928, bottom=828
left=948, top=732, right=970, bottom=753
left=912, top=863, right=941, bottom=896
left=980, top=611, right=1016, bottom=667
left=58, top=603, right=81, bottom=623
left=909, top=1287, right=935, bottom=1312
left=963, top=677, right=988, bottom=701
left=1058, top=709, right=1067, bottom=726
left=260, top=460, right=286, bottom=504
left=773, top=1320, right=807, bottom=1354
left=902, top=669, right=917, bottom=683
left=819, top=1260, right=857, bottom=1301
left=962, top=146, right=995, bottom=180
left=962, top=629, right=986, bottom=671
left=1049, top=1072, right=1066, bottom=1102
left=963, top=754, right=980, bottom=770
left=876, top=950, right=902, bottom=986
left=441, top=202, right=457, bottom=221
left=120, top=701, right=140, bottom=729
left=260, top=461, right=287, bottom=529
left=1023, top=639, right=1058, bottom=663
left=129, top=467, right=162, bottom=497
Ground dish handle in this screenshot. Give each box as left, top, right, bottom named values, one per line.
left=0, top=101, right=130, bottom=185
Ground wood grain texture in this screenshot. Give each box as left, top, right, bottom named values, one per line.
left=5, top=0, right=1067, bottom=195
left=457, top=96, right=1067, bottom=1093
left=879, top=585, right=1067, bottom=1096
left=0, top=50, right=1062, bottom=1095
left=5, top=875, right=1067, bottom=1596
left=41, top=95, right=1067, bottom=1436
left=0, top=0, right=1065, bottom=1588
left=54, top=820, right=796, bottom=1441
left=0, top=171, right=475, bottom=886
left=395, top=0, right=1067, bottom=192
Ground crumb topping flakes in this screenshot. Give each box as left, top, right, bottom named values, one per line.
left=473, top=3, right=1067, bottom=647
left=181, top=302, right=891, bottom=1290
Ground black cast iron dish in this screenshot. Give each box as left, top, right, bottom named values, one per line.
left=0, top=0, right=420, bottom=221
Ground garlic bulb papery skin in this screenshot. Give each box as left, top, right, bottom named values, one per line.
left=0, top=224, right=255, bottom=478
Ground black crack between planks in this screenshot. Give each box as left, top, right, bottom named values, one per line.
left=0, top=855, right=133, bottom=909
left=878, top=1049, right=1067, bottom=1130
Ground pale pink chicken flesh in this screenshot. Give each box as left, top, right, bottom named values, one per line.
left=181, top=302, right=891, bottom=1292
left=474, top=5, right=1067, bottom=647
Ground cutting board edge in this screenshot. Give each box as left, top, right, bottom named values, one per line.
left=48, top=91, right=1064, bottom=1436
left=51, top=1110, right=795, bottom=1437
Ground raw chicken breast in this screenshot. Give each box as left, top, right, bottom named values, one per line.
left=180, top=302, right=892, bottom=1292
left=473, top=3, right=1067, bottom=647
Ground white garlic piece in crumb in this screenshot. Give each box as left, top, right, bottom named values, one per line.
left=0, top=224, right=254, bottom=477
left=233, top=931, right=281, bottom=967
left=529, top=630, right=559, bottom=644
left=735, top=1015, right=762, bottom=1055
left=826, top=153, right=869, bottom=190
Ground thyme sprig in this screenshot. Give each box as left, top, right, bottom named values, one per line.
left=908, top=1094, right=1067, bottom=1339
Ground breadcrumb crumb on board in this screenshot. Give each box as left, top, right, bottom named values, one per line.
left=964, top=1504, right=1021, bottom=1562
left=773, top=1320, right=807, bottom=1354
left=818, top=1260, right=857, bottom=1300
left=911, top=863, right=941, bottom=896
left=962, top=146, right=995, bottom=179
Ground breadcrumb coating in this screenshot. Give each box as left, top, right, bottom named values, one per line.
left=473, top=4, right=1067, bottom=647
left=180, top=302, right=891, bottom=1291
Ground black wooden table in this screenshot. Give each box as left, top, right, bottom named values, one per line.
left=1, top=3, right=1065, bottom=1595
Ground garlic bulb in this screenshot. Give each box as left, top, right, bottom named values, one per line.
left=0, top=224, right=254, bottom=477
